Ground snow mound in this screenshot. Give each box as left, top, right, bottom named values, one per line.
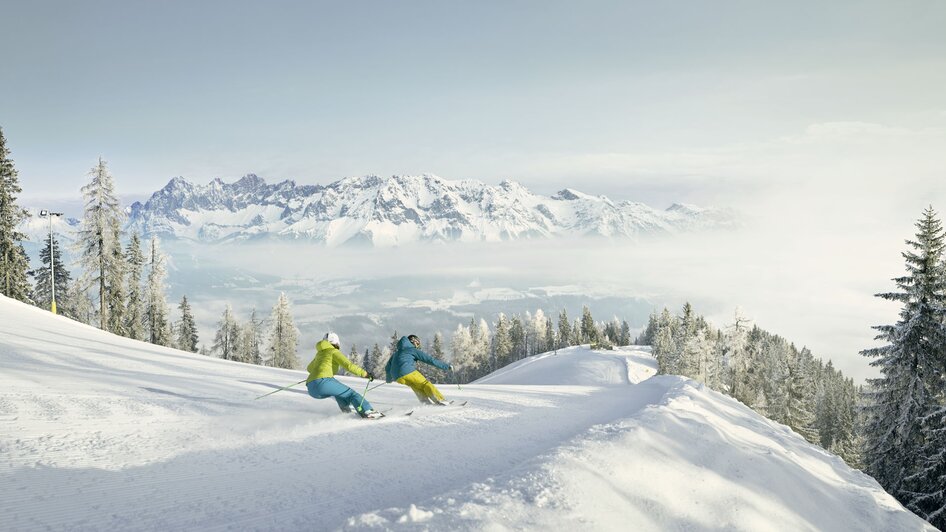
left=0, top=295, right=933, bottom=531
left=474, top=345, right=658, bottom=386
left=345, top=377, right=931, bottom=531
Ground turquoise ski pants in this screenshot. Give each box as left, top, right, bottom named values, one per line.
left=307, top=378, right=372, bottom=413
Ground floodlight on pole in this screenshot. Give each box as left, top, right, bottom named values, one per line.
left=41, top=210, right=64, bottom=314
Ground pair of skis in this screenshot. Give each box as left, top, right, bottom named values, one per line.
left=370, top=400, right=468, bottom=419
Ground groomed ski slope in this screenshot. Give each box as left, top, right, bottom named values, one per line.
left=0, top=295, right=934, bottom=531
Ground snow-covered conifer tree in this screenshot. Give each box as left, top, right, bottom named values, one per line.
left=0, top=128, right=32, bottom=303
left=177, top=296, right=199, bottom=353
left=862, top=207, right=946, bottom=505
left=123, top=233, right=146, bottom=340
left=31, top=235, right=71, bottom=313
left=493, top=313, right=512, bottom=368
left=267, top=293, right=299, bottom=369
left=348, top=344, right=361, bottom=370
left=66, top=273, right=96, bottom=325
left=653, top=308, right=677, bottom=374
left=144, top=237, right=171, bottom=346
left=240, top=309, right=262, bottom=364
left=450, top=323, right=475, bottom=383
left=557, top=309, right=571, bottom=348
left=77, top=157, right=124, bottom=330
left=531, top=309, right=547, bottom=356
left=213, top=304, right=242, bottom=361
left=580, top=305, right=597, bottom=344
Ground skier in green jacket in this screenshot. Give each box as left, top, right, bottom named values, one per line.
left=306, top=333, right=384, bottom=419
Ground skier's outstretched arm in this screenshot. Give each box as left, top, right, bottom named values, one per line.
left=413, top=349, right=450, bottom=371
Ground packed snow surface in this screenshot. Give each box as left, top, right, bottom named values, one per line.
left=0, top=296, right=933, bottom=531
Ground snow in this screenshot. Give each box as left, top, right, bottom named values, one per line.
left=0, top=295, right=933, bottom=531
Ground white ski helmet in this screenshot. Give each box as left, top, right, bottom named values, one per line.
left=324, top=332, right=340, bottom=346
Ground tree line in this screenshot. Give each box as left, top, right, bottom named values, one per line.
left=638, top=304, right=862, bottom=468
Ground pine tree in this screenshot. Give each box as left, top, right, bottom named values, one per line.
left=493, top=313, right=513, bottom=368
left=450, top=324, right=475, bottom=383
left=638, top=312, right=659, bottom=345
left=240, top=309, right=262, bottom=364
left=427, top=332, right=449, bottom=383
left=267, top=293, right=299, bottom=369
left=213, top=304, right=242, bottom=361
left=653, top=308, right=676, bottom=374
left=509, top=316, right=525, bottom=361
left=67, top=273, right=96, bottom=325
left=862, top=207, right=946, bottom=505
left=106, top=223, right=127, bottom=336
left=784, top=349, right=819, bottom=442
left=124, top=233, right=146, bottom=340
left=77, top=157, right=124, bottom=329
left=347, top=344, right=361, bottom=373
left=0, top=127, right=32, bottom=302
left=620, top=320, right=631, bottom=346
left=580, top=305, right=597, bottom=344
left=367, top=344, right=385, bottom=379
left=31, top=235, right=71, bottom=313
left=177, top=295, right=199, bottom=353
left=545, top=317, right=555, bottom=353
left=557, top=309, right=571, bottom=348
left=144, top=237, right=171, bottom=346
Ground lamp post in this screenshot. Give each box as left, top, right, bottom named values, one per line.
left=39, top=209, right=64, bottom=314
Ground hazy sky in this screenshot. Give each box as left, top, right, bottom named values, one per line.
left=4, top=1, right=946, bottom=382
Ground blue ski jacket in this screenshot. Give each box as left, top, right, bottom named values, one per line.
left=385, top=336, right=450, bottom=382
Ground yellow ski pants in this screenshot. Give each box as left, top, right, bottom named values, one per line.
left=396, top=370, right=445, bottom=403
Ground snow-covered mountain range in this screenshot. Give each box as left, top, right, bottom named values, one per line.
left=0, top=294, right=933, bottom=530
left=125, top=174, right=737, bottom=246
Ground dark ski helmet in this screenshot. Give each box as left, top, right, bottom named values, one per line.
left=407, top=334, right=421, bottom=348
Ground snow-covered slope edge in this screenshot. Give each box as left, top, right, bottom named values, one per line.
left=348, top=375, right=928, bottom=531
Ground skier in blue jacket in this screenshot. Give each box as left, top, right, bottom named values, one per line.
left=385, top=335, right=452, bottom=405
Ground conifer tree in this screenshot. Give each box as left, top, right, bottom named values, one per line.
left=240, top=309, right=262, bottom=364
left=67, top=273, right=96, bottom=325
left=557, top=309, right=571, bottom=348
left=493, top=313, right=513, bottom=368
left=77, top=157, right=124, bottom=329
left=620, top=320, right=631, bottom=346
left=0, top=127, right=32, bottom=302
left=450, top=323, right=475, bottom=383
left=653, top=308, right=676, bottom=374
left=31, top=235, right=71, bottom=313
left=432, top=332, right=445, bottom=359
left=580, top=305, right=597, bottom=344
left=144, top=237, right=171, bottom=346
left=267, top=293, right=299, bottom=369
left=213, top=304, right=242, bottom=361
left=545, top=318, right=556, bottom=352
left=124, top=233, right=146, bottom=340
left=367, top=344, right=386, bottom=379
left=784, top=349, right=819, bottom=442
left=509, top=316, right=525, bottom=360
left=177, top=295, right=199, bottom=353
left=106, top=224, right=127, bottom=336
left=862, top=207, right=946, bottom=505
left=426, top=332, right=449, bottom=383
left=348, top=344, right=361, bottom=371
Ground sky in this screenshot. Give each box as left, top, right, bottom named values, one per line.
left=3, top=0, right=946, bottom=382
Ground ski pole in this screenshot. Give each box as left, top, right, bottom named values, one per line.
left=452, top=369, right=462, bottom=390
left=254, top=379, right=306, bottom=400
left=357, top=379, right=372, bottom=412
left=366, top=382, right=387, bottom=393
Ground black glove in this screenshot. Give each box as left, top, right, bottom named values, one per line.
left=365, top=372, right=375, bottom=382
